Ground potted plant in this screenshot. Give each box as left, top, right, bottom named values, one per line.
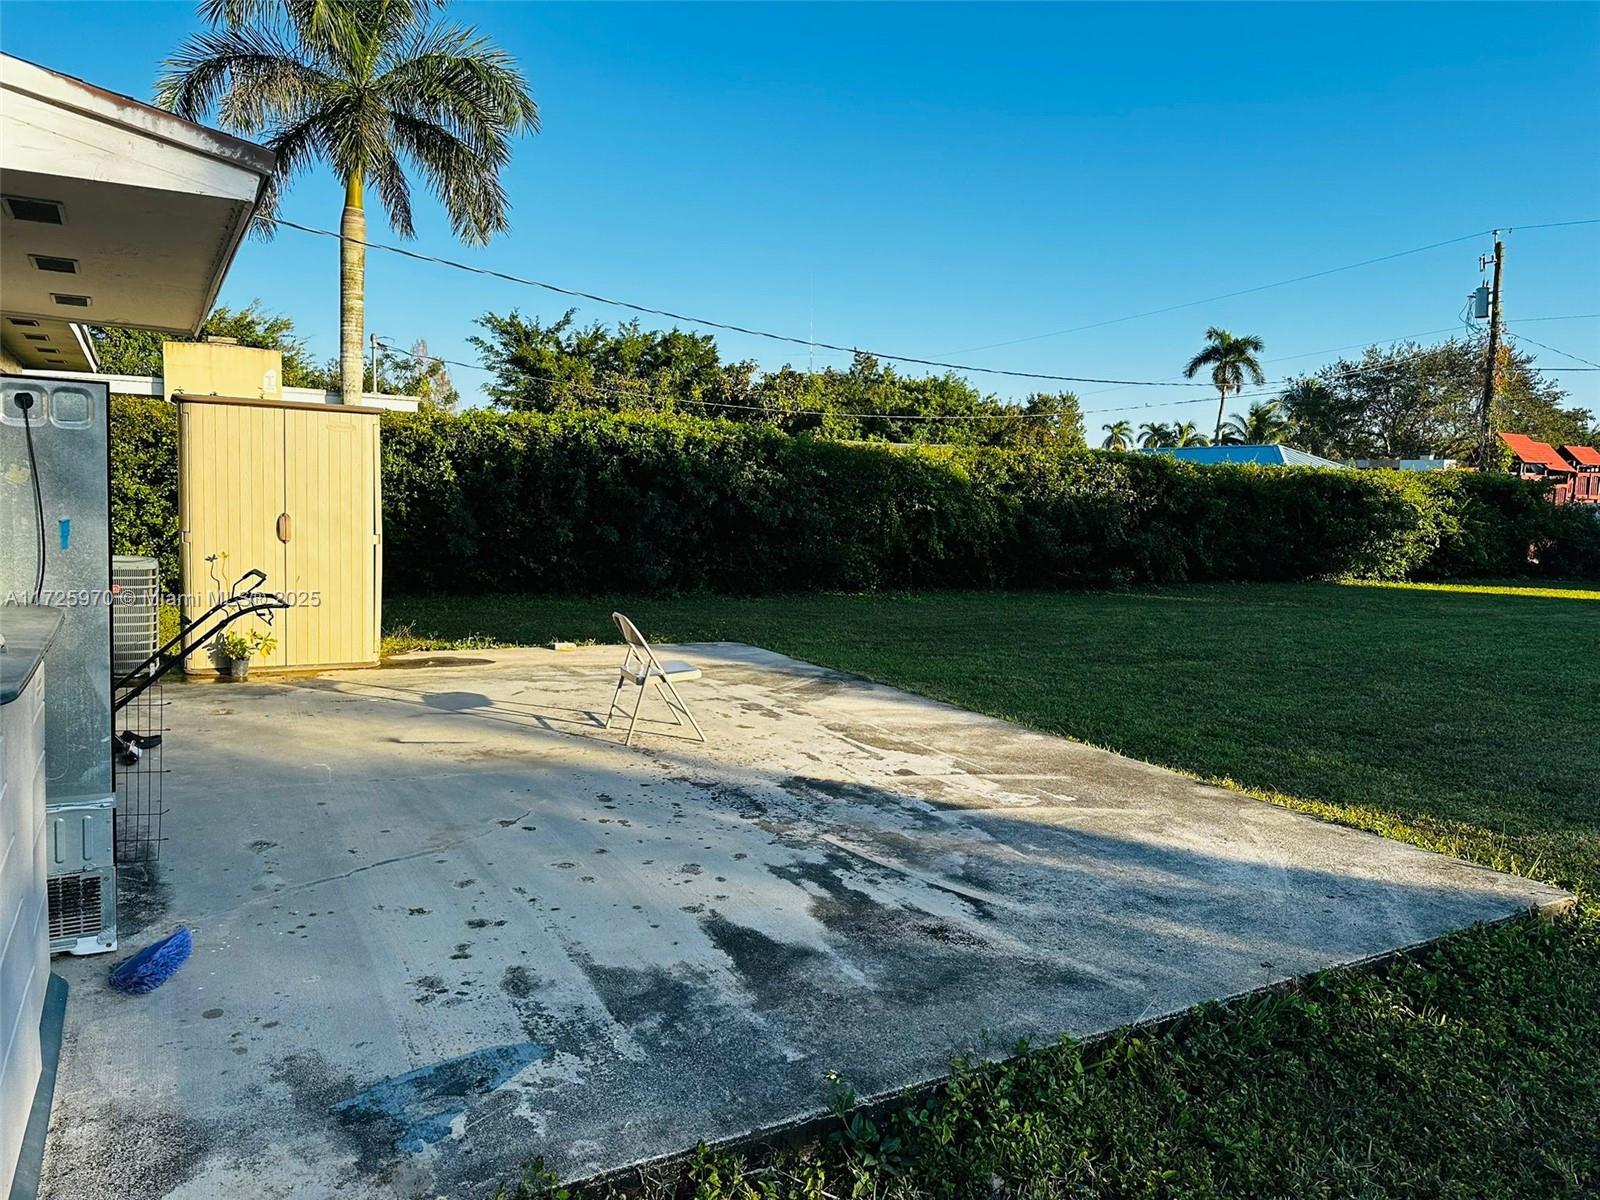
left=213, top=628, right=277, bottom=681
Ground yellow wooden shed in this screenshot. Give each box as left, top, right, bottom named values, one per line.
left=175, top=392, right=383, bottom=672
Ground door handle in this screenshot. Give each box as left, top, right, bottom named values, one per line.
left=277, top=512, right=292, bottom=543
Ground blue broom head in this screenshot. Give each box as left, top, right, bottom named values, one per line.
left=109, top=926, right=193, bottom=994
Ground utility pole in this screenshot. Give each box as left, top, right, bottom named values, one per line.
left=369, top=332, right=380, bottom=397
left=1478, top=233, right=1504, bottom=466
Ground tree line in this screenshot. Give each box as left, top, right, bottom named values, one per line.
left=90, top=304, right=1595, bottom=461
left=468, top=309, right=1086, bottom=450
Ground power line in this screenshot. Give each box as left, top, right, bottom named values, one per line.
left=280, top=212, right=1600, bottom=390
left=1505, top=331, right=1600, bottom=370
left=379, top=333, right=1579, bottom=422
left=375, top=336, right=1212, bottom=419
left=1077, top=323, right=1472, bottom=400
left=941, top=230, right=1502, bottom=356
left=1508, top=218, right=1600, bottom=232
left=270, top=217, right=1210, bottom=388
left=947, top=219, right=1600, bottom=357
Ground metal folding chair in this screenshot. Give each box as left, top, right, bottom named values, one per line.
left=603, top=612, right=706, bottom=747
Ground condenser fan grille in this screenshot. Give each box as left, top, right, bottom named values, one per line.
left=49, top=873, right=104, bottom=940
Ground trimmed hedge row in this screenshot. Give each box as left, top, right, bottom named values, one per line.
left=108, top=400, right=1599, bottom=596
left=376, top=409, right=1600, bottom=593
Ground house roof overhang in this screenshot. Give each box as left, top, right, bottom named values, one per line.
left=0, top=54, right=276, bottom=372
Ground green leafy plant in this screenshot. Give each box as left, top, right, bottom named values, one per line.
left=216, top=628, right=277, bottom=663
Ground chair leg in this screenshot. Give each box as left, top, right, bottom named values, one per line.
left=661, top=682, right=686, bottom=727
left=602, top=673, right=625, bottom=729
left=661, top=678, right=706, bottom=743
left=622, top=680, right=648, bottom=747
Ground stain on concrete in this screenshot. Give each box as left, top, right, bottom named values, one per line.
left=37, top=1097, right=216, bottom=1200
left=411, top=975, right=450, bottom=1005
left=113, top=864, right=171, bottom=937
left=701, top=913, right=831, bottom=1010
left=500, top=966, right=538, bottom=998
left=330, top=1043, right=546, bottom=1154
left=576, top=956, right=714, bottom=1034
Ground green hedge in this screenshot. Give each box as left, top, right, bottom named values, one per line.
left=377, top=409, right=1599, bottom=593
left=109, top=395, right=180, bottom=587
left=107, top=401, right=1598, bottom=595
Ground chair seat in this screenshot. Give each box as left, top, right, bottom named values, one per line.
left=619, top=660, right=702, bottom=685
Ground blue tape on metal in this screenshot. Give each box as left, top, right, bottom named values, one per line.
left=58, top=518, right=70, bottom=550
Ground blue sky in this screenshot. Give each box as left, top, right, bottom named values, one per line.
left=3, top=1, right=1597, bottom=426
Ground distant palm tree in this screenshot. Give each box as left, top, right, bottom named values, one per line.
left=158, top=0, right=539, bottom=404
left=1172, top=420, right=1210, bottom=447
left=1139, top=421, right=1175, bottom=449
left=1183, top=327, right=1267, bottom=444
left=1220, top=399, right=1292, bottom=445
left=1101, top=420, right=1134, bottom=450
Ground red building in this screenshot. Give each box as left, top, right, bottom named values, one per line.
left=1559, top=444, right=1600, bottom=504
left=1499, top=432, right=1581, bottom=504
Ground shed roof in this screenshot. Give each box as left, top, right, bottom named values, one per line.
left=1560, top=444, right=1600, bottom=468
left=1499, top=433, right=1574, bottom=472
left=1140, top=443, right=1346, bottom=468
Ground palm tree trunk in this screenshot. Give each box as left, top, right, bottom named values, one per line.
left=1214, top=386, right=1227, bottom=443
left=339, top=172, right=366, bottom=403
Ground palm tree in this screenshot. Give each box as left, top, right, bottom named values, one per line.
left=158, top=0, right=538, bottom=403
left=1101, top=420, right=1133, bottom=450
left=1172, top=420, right=1209, bottom=447
left=1183, top=327, right=1267, bottom=444
left=1220, top=399, right=1292, bottom=445
left=1138, top=421, right=1175, bottom=449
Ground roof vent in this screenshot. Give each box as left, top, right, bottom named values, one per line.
left=3, top=196, right=65, bottom=224
left=51, top=294, right=91, bottom=308
left=8, top=317, right=41, bottom=327
left=30, top=254, right=79, bottom=274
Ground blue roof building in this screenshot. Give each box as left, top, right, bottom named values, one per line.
left=1139, top=444, right=1346, bottom=468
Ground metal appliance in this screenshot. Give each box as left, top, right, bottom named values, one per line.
left=45, top=798, right=116, bottom=954
left=1, top=375, right=117, bottom=955
left=111, top=555, right=160, bottom=677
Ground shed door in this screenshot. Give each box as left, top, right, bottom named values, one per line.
left=179, top=402, right=288, bottom=671
left=283, top=409, right=378, bottom=666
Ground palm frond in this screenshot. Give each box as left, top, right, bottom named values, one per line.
left=251, top=112, right=329, bottom=234
left=388, top=110, right=508, bottom=242
left=367, top=135, right=415, bottom=238
left=157, top=26, right=320, bottom=125
left=378, top=22, right=538, bottom=148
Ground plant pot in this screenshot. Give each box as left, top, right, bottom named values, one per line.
left=219, top=657, right=251, bottom=681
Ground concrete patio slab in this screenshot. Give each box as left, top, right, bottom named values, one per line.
left=42, top=644, right=1568, bottom=1199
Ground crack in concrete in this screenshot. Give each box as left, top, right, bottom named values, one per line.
left=185, top=808, right=538, bottom=920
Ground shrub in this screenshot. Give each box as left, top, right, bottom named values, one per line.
left=109, top=395, right=179, bottom=587
left=109, top=402, right=1594, bottom=594
left=375, top=409, right=1597, bottom=594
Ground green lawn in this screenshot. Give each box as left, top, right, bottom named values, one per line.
left=386, top=583, right=1600, bottom=1199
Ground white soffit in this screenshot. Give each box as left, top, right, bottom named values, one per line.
left=0, top=53, right=275, bottom=362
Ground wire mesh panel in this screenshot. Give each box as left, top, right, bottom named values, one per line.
left=113, top=673, right=167, bottom=864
